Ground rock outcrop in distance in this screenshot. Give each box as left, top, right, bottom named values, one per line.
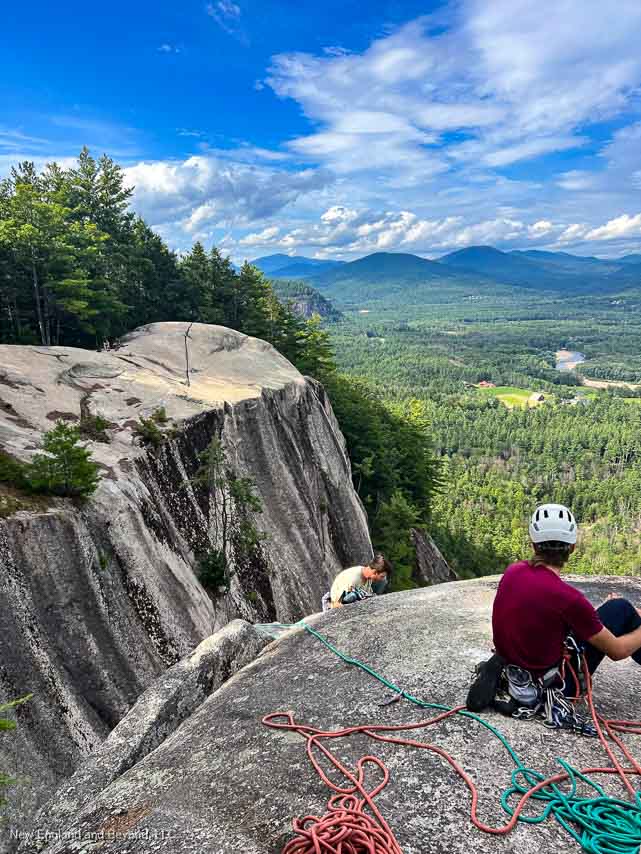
left=411, top=528, right=458, bottom=585
left=0, top=323, right=371, bottom=848
left=18, top=576, right=641, bottom=854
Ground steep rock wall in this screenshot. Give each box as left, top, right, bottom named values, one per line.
left=18, top=576, right=641, bottom=854
left=0, top=323, right=371, bottom=847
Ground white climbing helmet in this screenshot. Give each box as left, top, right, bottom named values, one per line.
left=529, top=503, right=577, bottom=545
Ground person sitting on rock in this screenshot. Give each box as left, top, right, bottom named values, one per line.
left=322, top=554, right=392, bottom=611
left=467, top=503, right=641, bottom=713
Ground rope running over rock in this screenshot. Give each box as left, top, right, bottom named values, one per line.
left=262, top=622, right=641, bottom=854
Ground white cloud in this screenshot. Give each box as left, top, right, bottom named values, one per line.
left=10, top=2, right=640, bottom=260
left=585, top=213, right=641, bottom=241
left=266, top=2, right=641, bottom=185
left=207, top=0, right=245, bottom=39
left=528, top=220, right=554, bottom=237
left=320, top=206, right=359, bottom=225
left=482, top=136, right=585, bottom=168
left=158, top=44, right=180, bottom=54
left=556, top=170, right=595, bottom=191
left=208, top=145, right=291, bottom=163
left=177, top=128, right=205, bottom=138
left=123, top=155, right=333, bottom=235
left=228, top=205, right=641, bottom=260
left=239, top=226, right=280, bottom=245
left=217, top=0, right=240, bottom=17
left=449, top=217, right=526, bottom=246
left=556, top=223, right=589, bottom=244
left=235, top=208, right=553, bottom=259
left=0, top=128, right=49, bottom=150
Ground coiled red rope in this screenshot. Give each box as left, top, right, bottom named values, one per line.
left=263, top=652, right=641, bottom=853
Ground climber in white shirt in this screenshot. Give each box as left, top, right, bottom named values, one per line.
left=324, top=554, right=392, bottom=610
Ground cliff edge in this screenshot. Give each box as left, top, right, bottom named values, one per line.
left=16, top=575, right=641, bottom=854
left=0, top=322, right=371, bottom=845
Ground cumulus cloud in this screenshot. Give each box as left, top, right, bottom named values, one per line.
left=266, top=1, right=641, bottom=184
left=585, top=214, right=641, bottom=241
left=236, top=207, right=557, bottom=257
left=123, top=155, right=332, bottom=236
left=556, top=224, right=589, bottom=244
left=232, top=204, right=641, bottom=260
left=527, top=220, right=554, bottom=238
left=239, top=226, right=280, bottom=245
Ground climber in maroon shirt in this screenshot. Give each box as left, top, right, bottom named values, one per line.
left=468, top=503, right=641, bottom=711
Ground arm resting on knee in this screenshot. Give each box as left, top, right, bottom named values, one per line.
left=588, top=625, right=641, bottom=661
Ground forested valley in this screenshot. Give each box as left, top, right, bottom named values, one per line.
left=2, top=148, right=641, bottom=586
left=328, top=291, right=641, bottom=579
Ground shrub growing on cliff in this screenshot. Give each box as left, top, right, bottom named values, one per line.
left=196, top=548, right=228, bottom=589
left=190, top=438, right=267, bottom=593
left=79, top=412, right=111, bottom=442
left=27, top=422, right=101, bottom=497
left=132, top=415, right=164, bottom=448
left=0, top=694, right=32, bottom=809
left=0, top=451, right=29, bottom=490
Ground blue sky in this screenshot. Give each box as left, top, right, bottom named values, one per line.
left=3, top=0, right=641, bottom=261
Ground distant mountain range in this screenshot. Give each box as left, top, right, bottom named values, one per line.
left=307, top=251, right=509, bottom=305
left=251, top=247, right=641, bottom=308
left=250, top=254, right=345, bottom=278
left=437, top=245, right=641, bottom=290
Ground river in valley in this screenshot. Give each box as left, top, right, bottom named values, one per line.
left=555, top=349, right=586, bottom=371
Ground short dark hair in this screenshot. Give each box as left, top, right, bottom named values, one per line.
left=531, top=540, right=573, bottom=568
left=369, top=553, right=392, bottom=575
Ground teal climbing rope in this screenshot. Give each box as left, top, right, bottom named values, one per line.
left=261, top=620, right=641, bottom=854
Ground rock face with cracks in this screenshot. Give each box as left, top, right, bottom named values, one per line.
left=0, top=323, right=371, bottom=849
left=17, top=575, right=641, bottom=854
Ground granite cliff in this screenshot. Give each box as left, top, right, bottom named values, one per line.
left=0, top=322, right=371, bottom=847
left=16, top=576, right=641, bottom=854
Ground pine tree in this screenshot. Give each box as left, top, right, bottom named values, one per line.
left=0, top=175, right=107, bottom=345
left=235, top=262, right=273, bottom=338
left=178, top=242, right=214, bottom=321
left=375, top=490, right=420, bottom=590
left=209, top=247, right=237, bottom=325
left=27, top=422, right=101, bottom=497
left=294, top=314, right=336, bottom=380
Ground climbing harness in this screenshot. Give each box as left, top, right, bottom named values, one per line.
left=479, top=638, right=597, bottom=736
left=262, top=621, right=641, bottom=854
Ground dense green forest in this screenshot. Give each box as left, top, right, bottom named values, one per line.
left=0, top=149, right=321, bottom=355
left=0, top=150, right=438, bottom=589
left=328, top=295, right=641, bottom=578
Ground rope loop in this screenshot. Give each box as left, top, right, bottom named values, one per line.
left=263, top=621, right=641, bottom=854
left=283, top=800, right=401, bottom=853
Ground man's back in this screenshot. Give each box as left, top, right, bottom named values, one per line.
left=492, top=560, right=602, bottom=673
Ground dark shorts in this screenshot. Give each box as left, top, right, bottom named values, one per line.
left=583, top=597, right=641, bottom=674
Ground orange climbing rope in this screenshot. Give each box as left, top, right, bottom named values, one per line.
left=263, top=707, right=641, bottom=853
left=263, top=640, right=641, bottom=854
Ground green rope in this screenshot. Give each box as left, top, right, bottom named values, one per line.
left=263, top=619, right=641, bottom=854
